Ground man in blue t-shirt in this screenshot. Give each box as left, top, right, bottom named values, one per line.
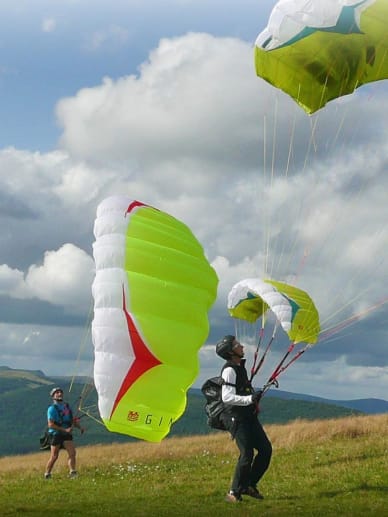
left=44, top=387, right=85, bottom=479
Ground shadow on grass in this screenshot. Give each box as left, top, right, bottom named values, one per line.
left=319, top=483, right=388, bottom=498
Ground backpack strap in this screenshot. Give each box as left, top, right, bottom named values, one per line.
left=48, top=404, right=62, bottom=426
left=49, top=403, right=73, bottom=425
left=222, top=361, right=252, bottom=395
left=220, top=364, right=237, bottom=393
left=221, top=361, right=239, bottom=384
left=65, top=403, right=73, bottom=425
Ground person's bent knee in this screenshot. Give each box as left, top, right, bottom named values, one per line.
left=240, top=450, right=254, bottom=465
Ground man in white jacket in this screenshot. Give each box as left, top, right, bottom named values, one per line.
left=216, top=335, right=272, bottom=503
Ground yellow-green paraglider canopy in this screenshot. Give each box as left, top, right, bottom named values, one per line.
left=255, top=0, right=388, bottom=114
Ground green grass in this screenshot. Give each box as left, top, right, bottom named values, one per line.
left=1, top=415, right=387, bottom=516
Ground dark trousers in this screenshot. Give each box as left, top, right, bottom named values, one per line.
left=231, top=416, right=272, bottom=493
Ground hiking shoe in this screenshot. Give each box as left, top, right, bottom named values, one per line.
left=69, top=471, right=78, bottom=478
left=44, top=473, right=51, bottom=479
left=241, top=486, right=264, bottom=500
left=225, top=490, right=242, bottom=503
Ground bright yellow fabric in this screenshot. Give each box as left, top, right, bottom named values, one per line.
left=255, top=0, right=388, bottom=113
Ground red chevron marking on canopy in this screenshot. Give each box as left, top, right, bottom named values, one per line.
left=110, top=288, right=162, bottom=417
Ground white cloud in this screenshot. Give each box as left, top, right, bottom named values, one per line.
left=52, top=162, right=116, bottom=204
left=83, top=24, right=129, bottom=51
left=1, top=244, right=94, bottom=314
left=0, top=146, right=135, bottom=272
left=47, top=35, right=388, bottom=356
left=284, top=355, right=388, bottom=400
left=0, top=264, right=25, bottom=295
left=57, top=33, right=261, bottom=168
left=41, top=17, right=56, bottom=32
left=25, top=244, right=94, bottom=312
left=0, top=29, right=387, bottom=400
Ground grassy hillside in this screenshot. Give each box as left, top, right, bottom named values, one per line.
left=0, top=367, right=52, bottom=393
left=0, top=414, right=386, bottom=516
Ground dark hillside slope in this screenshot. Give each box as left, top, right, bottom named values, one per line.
left=0, top=374, right=362, bottom=456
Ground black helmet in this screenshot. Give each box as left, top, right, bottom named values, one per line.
left=216, top=335, right=236, bottom=359
left=50, top=387, right=63, bottom=397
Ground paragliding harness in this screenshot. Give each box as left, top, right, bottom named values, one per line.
left=201, top=363, right=240, bottom=431
left=39, top=403, right=73, bottom=450
left=39, top=431, right=51, bottom=450
left=201, top=336, right=284, bottom=431
left=201, top=377, right=229, bottom=431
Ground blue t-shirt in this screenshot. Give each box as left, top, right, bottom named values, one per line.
left=47, top=402, right=73, bottom=434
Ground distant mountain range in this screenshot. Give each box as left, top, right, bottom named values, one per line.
left=260, top=388, right=388, bottom=415
left=0, top=365, right=387, bottom=457
left=190, top=386, right=388, bottom=415
left=2, top=364, right=386, bottom=415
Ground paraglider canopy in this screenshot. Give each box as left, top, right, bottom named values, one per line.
left=228, top=278, right=320, bottom=344
left=255, top=0, right=388, bottom=113
left=92, top=196, right=218, bottom=442
left=227, top=278, right=320, bottom=389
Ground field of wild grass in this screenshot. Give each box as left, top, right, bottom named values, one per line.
left=0, top=414, right=387, bottom=516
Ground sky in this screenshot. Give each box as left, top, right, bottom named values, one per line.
left=0, top=0, right=387, bottom=401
